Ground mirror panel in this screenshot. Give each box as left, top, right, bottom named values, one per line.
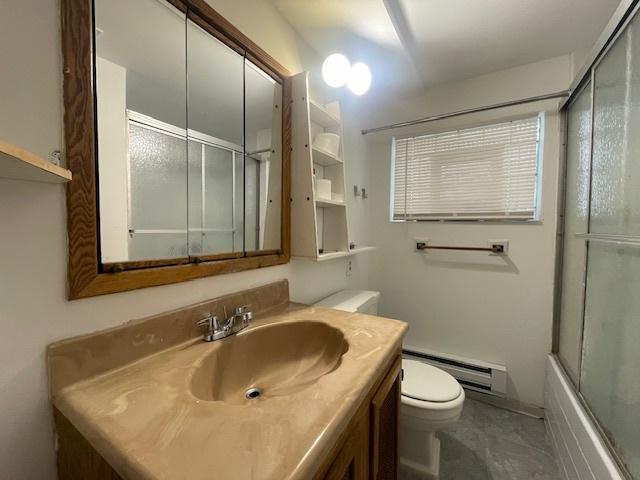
left=95, top=0, right=188, bottom=263
left=186, top=19, right=244, bottom=256
left=186, top=20, right=244, bottom=146
left=244, top=60, right=282, bottom=251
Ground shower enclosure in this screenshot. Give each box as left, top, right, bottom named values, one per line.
left=557, top=4, right=640, bottom=478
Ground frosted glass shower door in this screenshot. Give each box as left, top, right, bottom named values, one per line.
left=581, top=243, right=640, bottom=477
left=558, top=83, right=591, bottom=383
left=590, top=27, right=640, bottom=236
left=580, top=14, right=640, bottom=478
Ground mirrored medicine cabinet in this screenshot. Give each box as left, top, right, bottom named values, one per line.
left=62, top=0, right=291, bottom=299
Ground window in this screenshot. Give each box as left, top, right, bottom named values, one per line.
left=391, top=116, right=542, bottom=221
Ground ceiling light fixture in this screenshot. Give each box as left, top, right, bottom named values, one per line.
left=347, top=62, right=372, bottom=95
left=322, top=53, right=351, bottom=88
left=322, top=54, right=371, bottom=95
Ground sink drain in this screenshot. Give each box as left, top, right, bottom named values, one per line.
left=245, top=387, right=263, bottom=399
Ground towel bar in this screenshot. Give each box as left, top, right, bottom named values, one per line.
left=416, top=241, right=505, bottom=254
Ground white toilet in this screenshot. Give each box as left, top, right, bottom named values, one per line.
left=315, top=290, right=465, bottom=479
left=400, top=358, right=465, bottom=478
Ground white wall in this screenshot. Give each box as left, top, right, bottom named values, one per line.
left=96, top=56, right=129, bottom=262
left=365, top=55, right=573, bottom=408
left=0, top=1, right=370, bottom=478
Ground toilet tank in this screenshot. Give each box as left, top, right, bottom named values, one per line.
left=314, top=290, right=380, bottom=315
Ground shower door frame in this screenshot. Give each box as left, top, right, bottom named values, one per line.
left=553, top=1, right=640, bottom=478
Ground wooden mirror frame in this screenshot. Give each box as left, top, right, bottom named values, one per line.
left=61, top=0, right=291, bottom=299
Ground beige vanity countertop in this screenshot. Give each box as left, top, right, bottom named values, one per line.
left=53, top=303, right=407, bottom=480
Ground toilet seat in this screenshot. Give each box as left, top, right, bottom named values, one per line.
left=401, top=359, right=465, bottom=418
left=402, top=359, right=461, bottom=402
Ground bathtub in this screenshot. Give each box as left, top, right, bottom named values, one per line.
left=545, top=355, right=625, bottom=480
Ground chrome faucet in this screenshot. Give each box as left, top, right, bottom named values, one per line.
left=196, top=305, right=253, bottom=342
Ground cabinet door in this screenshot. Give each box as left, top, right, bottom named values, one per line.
left=370, top=356, right=401, bottom=480
left=55, top=409, right=124, bottom=480
left=323, top=410, right=369, bottom=480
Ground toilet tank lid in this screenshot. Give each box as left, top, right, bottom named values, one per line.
left=401, top=359, right=462, bottom=402
left=314, top=290, right=380, bottom=313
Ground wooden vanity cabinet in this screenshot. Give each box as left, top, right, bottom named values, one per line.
left=321, top=410, right=369, bottom=480
left=55, top=409, right=124, bottom=480
left=370, top=355, right=401, bottom=480
left=317, top=352, right=402, bottom=480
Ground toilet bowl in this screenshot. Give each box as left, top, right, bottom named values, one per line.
left=401, top=358, right=465, bottom=479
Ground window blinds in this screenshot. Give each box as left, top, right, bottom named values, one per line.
left=392, top=116, right=540, bottom=221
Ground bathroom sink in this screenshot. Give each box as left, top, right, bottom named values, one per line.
left=190, top=321, right=348, bottom=404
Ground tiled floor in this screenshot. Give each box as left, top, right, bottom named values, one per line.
left=400, top=398, right=561, bottom=480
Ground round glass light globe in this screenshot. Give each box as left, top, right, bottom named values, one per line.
left=348, top=62, right=371, bottom=95
left=322, top=53, right=351, bottom=88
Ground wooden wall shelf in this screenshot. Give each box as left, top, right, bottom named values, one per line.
left=0, top=140, right=72, bottom=184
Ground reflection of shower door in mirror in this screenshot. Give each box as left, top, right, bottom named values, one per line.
left=128, top=113, right=242, bottom=260
left=187, top=134, right=244, bottom=256
left=201, top=144, right=239, bottom=254
left=188, top=142, right=239, bottom=254
left=127, top=119, right=188, bottom=261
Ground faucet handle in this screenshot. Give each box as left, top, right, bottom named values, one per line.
left=234, top=304, right=251, bottom=315
left=235, top=305, right=253, bottom=326
left=196, top=313, right=217, bottom=331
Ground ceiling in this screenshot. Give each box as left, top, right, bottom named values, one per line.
left=269, top=0, right=621, bottom=97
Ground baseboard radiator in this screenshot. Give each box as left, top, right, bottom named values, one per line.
left=402, top=346, right=507, bottom=397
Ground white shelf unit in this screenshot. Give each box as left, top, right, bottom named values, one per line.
left=316, top=251, right=350, bottom=262
left=293, top=247, right=377, bottom=262
left=348, top=246, right=376, bottom=255
left=309, top=100, right=341, bottom=128
left=316, top=198, right=346, bottom=208
left=291, top=72, right=349, bottom=261
left=311, top=146, right=342, bottom=167
left=291, top=72, right=376, bottom=262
